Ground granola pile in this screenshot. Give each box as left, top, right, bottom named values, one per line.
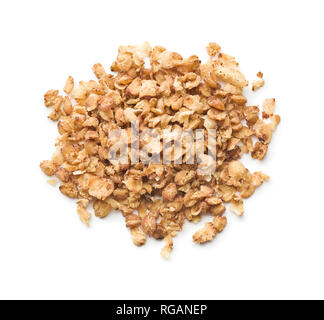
left=40, top=42, right=280, bottom=258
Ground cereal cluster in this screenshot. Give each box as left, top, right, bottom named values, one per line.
left=40, top=42, right=280, bottom=258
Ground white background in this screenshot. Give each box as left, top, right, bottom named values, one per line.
left=0, top=0, right=323, bottom=300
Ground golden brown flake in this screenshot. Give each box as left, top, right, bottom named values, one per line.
left=130, top=227, right=146, bottom=246
left=40, top=160, right=57, bottom=176
left=252, top=72, right=265, bottom=91
left=161, top=235, right=173, bottom=259
left=162, top=183, right=177, bottom=201
left=63, top=76, right=74, bottom=94
left=213, top=216, right=227, bottom=233
left=59, top=182, right=78, bottom=198
left=193, top=222, right=217, bottom=244
left=126, top=214, right=142, bottom=228
left=263, top=98, right=276, bottom=116
left=93, top=200, right=111, bottom=218
left=252, top=142, right=268, bottom=160
left=230, top=194, right=244, bottom=216
left=77, top=205, right=91, bottom=226
left=88, top=177, right=114, bottom=200
left=44, top=90, right=59, bottom=107
left=206, top=42, right=221, bottom=57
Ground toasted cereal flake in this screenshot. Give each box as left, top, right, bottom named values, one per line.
left=270, top=114, right=281, bottom=131
left=77, top=205, right=91, bottom=226
left=126, top=214, right=142, bottom=228
left=62, top=96, right=73, bottom=115
left=63, top=76, right=74, bottom=94
left=230, top=195, right=244, bottom=216
left=55, top=167, right=70, bottom=182
left=93, top=200, right=111, bottom=218
left=213, top=216, right=227, bottom=233
left=252, top=142, right=268, bottom=160
left=92, top=63, right=106, bottom=80
left=263, top=98, right=276, bottom=116
left=252, top=79, right=265, bottom=91
left=40, top=160, right=56, bottom=176
left=162, top=183, right=177, bottom=201
left=85, top=94, right=99, bottom=112
left=139, top=80, right=158, bottom=98
left=214, top=57, right=249, bottom=88
left=77, top=199, right=89, bottom=208
left=141, top=214, right=157, bottom=237
left=89, top=177, right=114, bottom=200
left=223, top=83, right=242, bottom=95
left=124, top=108, right=138, bottom=122
left=130, top=227, right=147, bottom=246
left=193, top=222, right=217, bottom=244
left=206, top=42, right=221, bottom=57
left=44, top=90, right=59, bottom=107
left=59, top=182, right=78, bottom=198
left=254, top=119, right=273, bottom=144
left=125, top=175, right=142, bottom=194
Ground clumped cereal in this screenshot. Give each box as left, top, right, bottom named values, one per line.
left=40, top=42, right=280, bottom=258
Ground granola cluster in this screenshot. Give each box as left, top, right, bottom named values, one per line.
left=40, top=42, right=280, bottom=258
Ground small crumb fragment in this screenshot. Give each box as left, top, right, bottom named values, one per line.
left=77, top=205, right=91, bottom=226
left=252, top=72, right=265, bottom=91
left=46, top=179, right=57, bottom=187
left=161, top=235, right=173, bottom=259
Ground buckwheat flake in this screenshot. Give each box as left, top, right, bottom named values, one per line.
left=40, top=42, right=280, bottom=258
